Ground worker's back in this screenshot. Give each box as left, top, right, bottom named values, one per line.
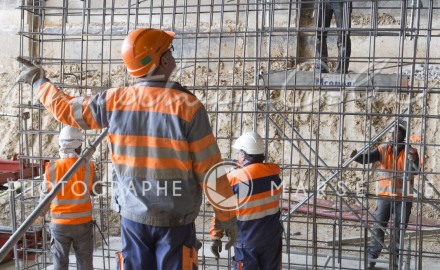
left=45, top=158, right=95, bottom=225
left=102, top=81, right=221, bottom=226
left=227, top=162, right=283, bottom=247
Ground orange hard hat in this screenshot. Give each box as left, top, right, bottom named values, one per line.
left=121, top=28, right=175, bottom=78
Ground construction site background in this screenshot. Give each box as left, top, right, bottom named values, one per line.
left=0, top=0, right=439, bottom=269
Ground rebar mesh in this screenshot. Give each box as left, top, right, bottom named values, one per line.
left=9, top=0, right=440, bottom=269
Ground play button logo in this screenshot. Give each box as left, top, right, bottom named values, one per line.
left=203, top=160, right=253, bottom=211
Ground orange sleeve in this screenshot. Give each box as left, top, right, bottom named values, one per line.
left=37, top=82, right=104, bottom=129
left=209, top=215, right=224, bottom=240
left=214, top=174, right=236, bottom=223
left=187, top=105, right=236, bottom=223
left=200, top=174, right=236, bottom=223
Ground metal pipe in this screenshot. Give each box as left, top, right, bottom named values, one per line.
left=266, top=116, right=386, bottom=249
left=409, top=0, right=415, bottom=40
left=0, top=128, right=108, bottom=263
left=398, top=101, right=412, bottom=270
left=8, top=180, right=20, bottom=269
left=399, top=2, right=420, bottom=265
left=259, top=75, right=397, bottom=248
left=284, top=108, right=408, bottom=219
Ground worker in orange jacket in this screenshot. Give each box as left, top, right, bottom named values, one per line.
left=19, top=28, right=237, bottom=270
left=350, top=123, right=420, bottom=269
left=40, top=126, right=98, bottom=270
left=210, top=132, right=283, bottom=270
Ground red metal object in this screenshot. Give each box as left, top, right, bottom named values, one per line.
left=0, top=155, right=42, bottom=187
left=281, top=199, right=440, bottom=230
left=0, top=227, right=43, bottom=263
left=0, top=154, right=45, bottom=263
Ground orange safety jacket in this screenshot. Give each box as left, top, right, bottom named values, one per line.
left=377, top=144, right=418, bottom=197
left=45, top=158, right=95, bottom=225
left=35, top=79, right=235, bottom=226
left=210, top=162, right=283, bottom=247
left=229, top=163, right=282, bottom=221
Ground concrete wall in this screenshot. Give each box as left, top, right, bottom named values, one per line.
left=0, top=0, right=23, bottom=157
left=0, top=0, right=21, bottom=74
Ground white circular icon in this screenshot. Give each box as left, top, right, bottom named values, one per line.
left=203, top=160, right=253, bottom=211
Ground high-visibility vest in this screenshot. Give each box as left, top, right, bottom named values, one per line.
left=210, top=162, right=283, bottom=246
left=227, top=163, right=282, bottom=221
left=377, top=144, right=417, bottom=197
left=45, top=158, right=95, bottom=225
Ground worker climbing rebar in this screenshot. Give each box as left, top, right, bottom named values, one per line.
left=17, top=28, right=237, bottom=270
left=350, top=123, right=420, bottom=269
left=210, top=132, right=283, bottom=269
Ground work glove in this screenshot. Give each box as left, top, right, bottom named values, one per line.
left=211, top=239, right=222, bottom=259
left=350, top=149, right=358, bottom=158
left=223, top=222, right=237, bottom=250
left=195, top=238, right=203, bottom=250
left=17, top=63, right=46, bottom=86
left=211, top=217, right=238, bottom=258
left=216, top=218, right=237, bottom=250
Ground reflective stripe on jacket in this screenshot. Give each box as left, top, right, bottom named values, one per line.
left=45, top=158, right=94, bottom=225
left=210, top=163, right=283, bottom=247
left=377, top=144, right=418, bottom=197
left=36, top=80, right=235, bottom=226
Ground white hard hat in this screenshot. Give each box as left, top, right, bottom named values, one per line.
left=58, top=126, right=83, bottom=141
left=232, top=132, right=265, bottom=155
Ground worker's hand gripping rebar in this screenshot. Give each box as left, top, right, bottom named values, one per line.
left=16, top=56, right=46, bottom=86
left=16, top=56, right=34, bottom=67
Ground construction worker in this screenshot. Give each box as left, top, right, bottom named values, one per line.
left=350, top=123, right=420, bottom=269
left=18, top=28, right=237, bottom=270
left=315, top=0, right=352, bottom=73
left=40, top=125, right=97, bottom=270
left=210, top=132, right=283, bottom=270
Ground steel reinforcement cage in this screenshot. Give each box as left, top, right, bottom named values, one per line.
left=8, top=0, right=440, bottom=269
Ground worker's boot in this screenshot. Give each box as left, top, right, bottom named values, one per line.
left=367, top=255, right=377, bottom=270
left=367, top=262, right=376, bottom=270
left=316, top=61, right=329, bottom=73
left=195, top=238, right=203, bottom=250
left=315, top=39, right=329, bottom=73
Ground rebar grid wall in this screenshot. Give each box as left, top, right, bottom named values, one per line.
left=13, top=0, right=440, bottom=269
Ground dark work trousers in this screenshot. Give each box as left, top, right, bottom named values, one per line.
left=316, top=1, right=352, bottom=73
left=233, top=235, right=282, bottom=270
left=368, top=198, right=413, bottom=261
left=117, top=217, right=198, bottom=270
left=50, top=222, right=94, bottom=270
